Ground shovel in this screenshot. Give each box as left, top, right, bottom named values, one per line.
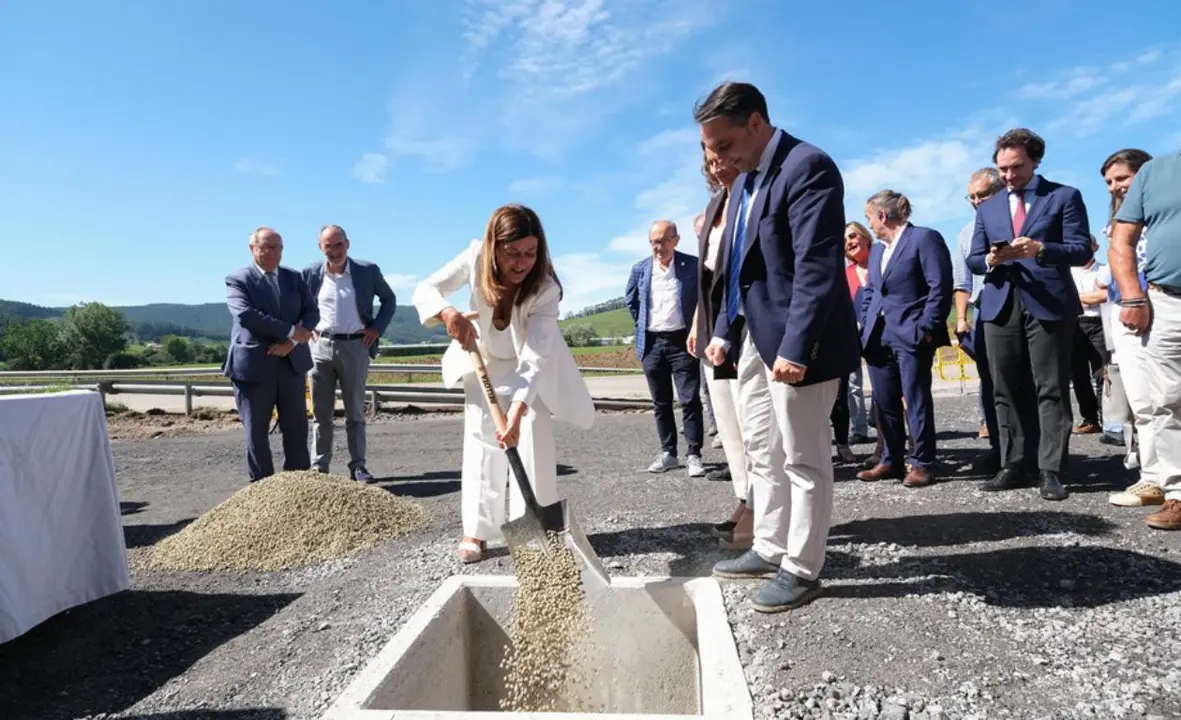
left=466, top=347, right=611, bottom=588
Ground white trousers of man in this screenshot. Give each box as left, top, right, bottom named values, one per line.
left=704, top=361, right=751, bottom=502
left=459, top=358, right=559, bottom=541
left=735, top=327, right=839, bottom=581
left=1111, top=314, right=1155, bottom=474
left=1119, top=288, right=1181, bottom=500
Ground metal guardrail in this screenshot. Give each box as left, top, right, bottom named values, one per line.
left=0, top=379, right=650, bottom=413
left=0, top=363, right=641, bottom=382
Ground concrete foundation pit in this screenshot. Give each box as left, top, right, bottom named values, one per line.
left=321, top=574, right=753, bottom=720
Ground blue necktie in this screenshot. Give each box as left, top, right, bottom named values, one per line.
left=265, top=271, right=281, bottom=306
left=726, top=171, right=759, bottom=323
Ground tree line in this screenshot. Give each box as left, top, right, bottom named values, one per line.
left=0, top=302, right=225, bottom=371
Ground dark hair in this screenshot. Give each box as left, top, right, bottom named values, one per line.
left=700, top=142, right=722, bottom=193
left=478, top=204, right=561, bottom=308
left=693, top=82, right=770, bottom=126
left=992, top=128, right=1046, bottom=164
left=1100, top=148, right=1153, bottom=220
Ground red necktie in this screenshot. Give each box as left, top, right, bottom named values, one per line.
left=1011, top=189, right=1026, bottom=237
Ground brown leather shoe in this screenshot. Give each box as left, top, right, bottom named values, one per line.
left=903, top=466, right=933, bottom=487
left=1073, top=422, right=1101, bottom=434
left=857, top=463, right=905, bottom=482
left=1145, top=499, right=1181, bottom=531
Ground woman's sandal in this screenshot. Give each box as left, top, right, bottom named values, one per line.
left=457, top=539, right=485, bottom=564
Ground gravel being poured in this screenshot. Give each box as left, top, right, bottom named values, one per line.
left=499, top=532, right=595, bottom=713
left=148, top=470, right=429, bottom=571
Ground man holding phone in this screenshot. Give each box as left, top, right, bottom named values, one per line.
left=965, top=128, right=1094, bottom=501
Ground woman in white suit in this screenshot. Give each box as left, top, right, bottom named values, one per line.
left=413, top=204, right=595, bottom=564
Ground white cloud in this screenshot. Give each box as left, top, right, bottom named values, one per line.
left=843, top=133, right=993, bottom=226
left=551, top=252, right=637, bottom=318
left=507, top=176, right=564, bottom=195
left=376, top=0, right=717, bottom=172
left=1137, top=49, right=1163, bottom=65
left=382, top=273, right=419, bottom=291
left=234, top=156, right=279, bottom=176
left=350, top=153, right=389, bottom=184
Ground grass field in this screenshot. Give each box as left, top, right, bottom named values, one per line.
left=559, top=307, right=635, bottom=338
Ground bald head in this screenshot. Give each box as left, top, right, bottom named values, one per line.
left=249, top=226, right=283, bottom=271
left=648, top=219, right=679, bottom=265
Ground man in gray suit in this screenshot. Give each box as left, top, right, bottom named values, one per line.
left=303, top=225, right=397, bottom=482
left=224, top=227, right=320, bottom=482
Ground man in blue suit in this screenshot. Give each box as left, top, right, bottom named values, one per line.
left=966, top=128, right=1093, bottom=501
left=303, top=225, right=397, bottom=482
left=224, top=226, right=320, bottom=482
left=697, top=82, right=860, bottom=613
left=625, top=220, right=706, bottom=478
left=856, top=190, right=954, bottom=488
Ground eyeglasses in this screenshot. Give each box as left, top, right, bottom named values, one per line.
left=966, top=191, right=997, bottom=203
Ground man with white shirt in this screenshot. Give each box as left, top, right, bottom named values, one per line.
left=625, top=220, right=706, bottom=477
left=302, top=225, right=397, bottom=482
left=1070, top=236, right=1109, bottom=434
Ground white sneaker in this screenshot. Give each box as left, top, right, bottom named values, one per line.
left=647, top=452, right=680, bottom=473
left=1109, top=480, right=1165, bottom=507
left=686, top=455, right=706, bottom=477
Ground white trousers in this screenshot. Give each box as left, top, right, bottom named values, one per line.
left=735, top=329, right=840, bottom=581
left=1112, top=318, right=1155, bottom=476
left=1131, top=289, right=1181, bottom=500
left=460, top=361, right=559, bottom=540
left=704, top=362, right=751, bottom=501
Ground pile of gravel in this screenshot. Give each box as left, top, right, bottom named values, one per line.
left=149, top=470, right=429, bottom=572
left=499, top=534, right=593, bottom=713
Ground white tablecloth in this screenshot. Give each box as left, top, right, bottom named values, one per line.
left=0, top=389, right=131, bottom=644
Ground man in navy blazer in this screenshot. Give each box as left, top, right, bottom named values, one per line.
left=966, top=128, right=1093, bottom=501
left=856, top=190, right=953, bottom=488
left=303, top=225, right=397, bottom=482
left=224, top=227, right=320, bottom=482
left=698, top=82, right=859, bottom=613
left=625, top=220, right=706, bottom=478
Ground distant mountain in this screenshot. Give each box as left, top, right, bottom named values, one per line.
left=0, top=299, right=447, bottom=344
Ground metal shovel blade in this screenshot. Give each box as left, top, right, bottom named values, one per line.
left=501, top=498, right=611, bottom=589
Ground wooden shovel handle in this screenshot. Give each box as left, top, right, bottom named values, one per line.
left=467, top=349, right=511, bottom=441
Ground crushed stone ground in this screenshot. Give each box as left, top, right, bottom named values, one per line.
left=1, top=393, right=1179, bottom=720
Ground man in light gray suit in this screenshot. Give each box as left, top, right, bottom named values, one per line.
left=303, top=225, right=397, bottom=482
left=224, top=227, right=319, bottom=482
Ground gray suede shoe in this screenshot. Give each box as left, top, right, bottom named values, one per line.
left=751, top=569, right=822, bottom=613
left=712, top=549, right=779, bottom=580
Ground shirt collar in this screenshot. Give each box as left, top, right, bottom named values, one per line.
left=254, top=262, right=274, bottom=276
left=754, top=128, right=783, bottom=178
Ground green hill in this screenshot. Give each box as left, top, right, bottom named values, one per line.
left=0, top=299, right=447, bottom=344
left=559, top=306, right=635, bottom=338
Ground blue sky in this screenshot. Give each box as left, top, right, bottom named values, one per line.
left=2, top=0, right=1179, bottom=315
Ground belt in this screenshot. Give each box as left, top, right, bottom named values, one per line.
left=322, top=332, right=365, bottom=340
left=1149, top=283, right=1181, bottom=298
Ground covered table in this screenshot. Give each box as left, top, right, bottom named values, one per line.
left=0, top=389, right=131, bottom=644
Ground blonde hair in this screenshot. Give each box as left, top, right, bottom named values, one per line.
left=845, top=221, right=872, bottom=243
left=478, top=204, right=561, bottom=308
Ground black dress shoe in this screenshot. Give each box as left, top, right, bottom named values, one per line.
left=706, top=467, right=732, bottom=482
left=982, top=466, right=1027, bottom=492
left=1039, top=470, right=1069, bottom=501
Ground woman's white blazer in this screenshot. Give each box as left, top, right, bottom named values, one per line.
left=411, top=239, right=596, bottom=430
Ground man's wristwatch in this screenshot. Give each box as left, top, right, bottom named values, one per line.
left=1034, top=244, right=1046, bottom=265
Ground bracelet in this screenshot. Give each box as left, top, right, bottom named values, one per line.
left=1120, top=298, right=1149, bottom=307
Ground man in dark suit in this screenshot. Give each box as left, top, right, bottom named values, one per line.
left=966, top=128, right=1094, bottom=501
left=303, top=225, right=397, bottom=482
left=856, top=190, right=954, bottom=488
left=224, top=226, right=320, bottom=482
left=698, top=82, right=860, bottom=612
left=625, top=220, right=705, bottom=478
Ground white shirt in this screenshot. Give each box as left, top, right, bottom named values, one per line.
left=314, top=261, right=366, bottom=334
left=879, top=223, right=909, bottom=276
left=705, top=223, right=725, bottom=272
left=647, top=258, right=685, bottom=331
left=1071, top=262, right=1104, bottom=317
